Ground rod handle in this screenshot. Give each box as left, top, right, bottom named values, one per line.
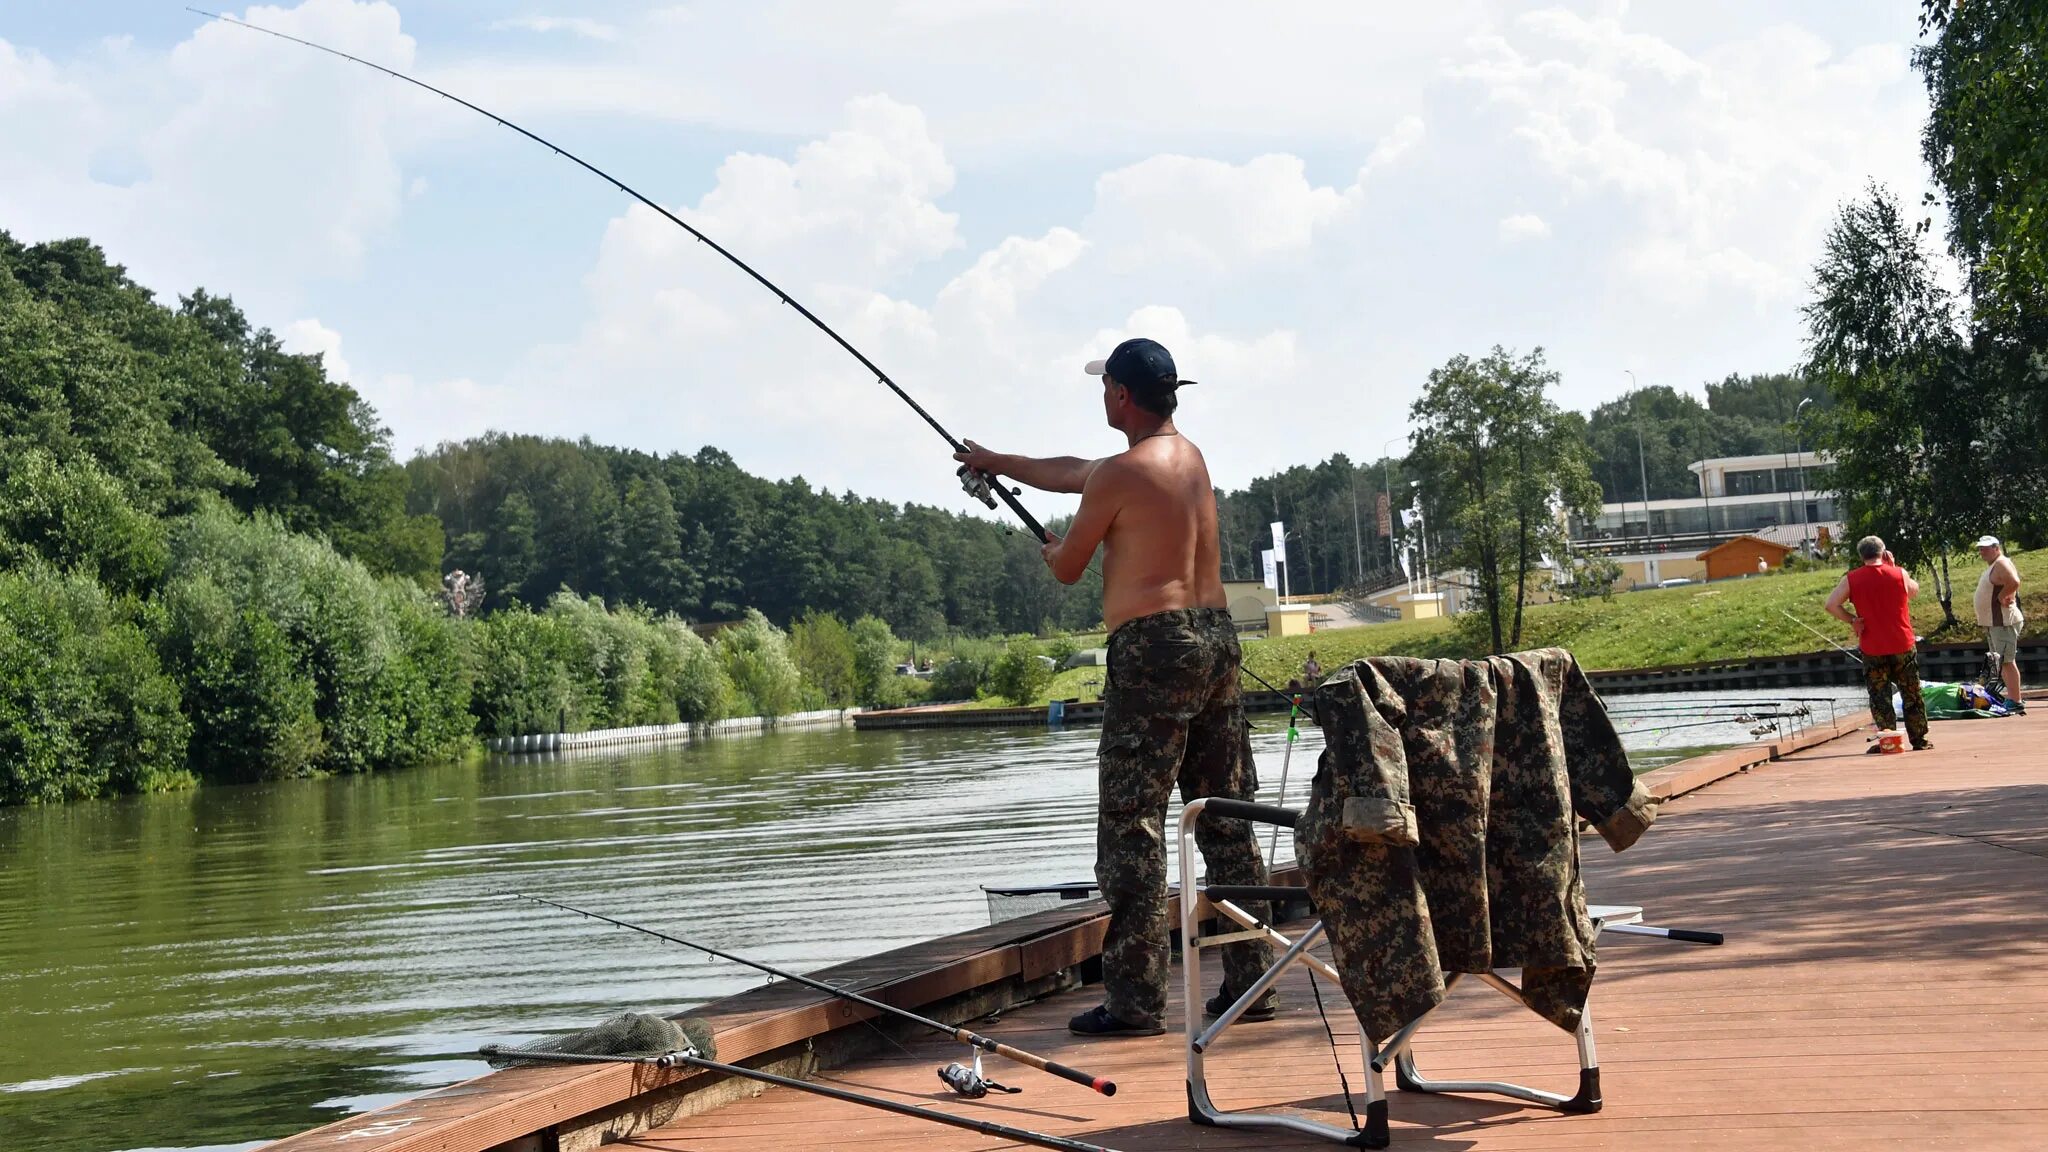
left=989, top=1040, right=1116, bottom=1096
left=1200, top=798, right=1300, bottom=828
left=1665, top=928, right=1724, bottom=945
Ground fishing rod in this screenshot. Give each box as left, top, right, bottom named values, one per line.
left=484, top=1037, right=1124, bottom=1152
left=1778, top=608, right=1866, bottom=666
left=1264, top=695, right=1303, bottom=868
left=509, top=892, right=1117, bottom=1096
left=190, top=7, right=1314, bottom=724
left=184, top=7, right=1044, bottom=541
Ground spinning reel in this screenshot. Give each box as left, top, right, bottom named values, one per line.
left=937, top=1048, right=1022, bottom=1098
left=957, top=464, right=1018, bottom=512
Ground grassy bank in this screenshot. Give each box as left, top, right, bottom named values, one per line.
left=1019, top=548, right=2047, bottom=707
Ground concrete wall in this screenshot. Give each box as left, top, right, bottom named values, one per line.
left=485, top=707, right=858, bottom=754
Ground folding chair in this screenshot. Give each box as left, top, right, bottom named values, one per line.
left=1178, top=796, right=1721, bottom=1148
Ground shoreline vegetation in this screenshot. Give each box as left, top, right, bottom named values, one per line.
left=1005, top=550, right=2047, bottom=710
left=3, top=220, right=2041, bottom=806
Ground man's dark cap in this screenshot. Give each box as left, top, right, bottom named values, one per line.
left=1084, top=337, right=1195, bottom=391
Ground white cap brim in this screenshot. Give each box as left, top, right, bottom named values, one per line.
left=1083, top=358, right=1108, bottom=376
left=1975, top=536, right=2002, bottom=548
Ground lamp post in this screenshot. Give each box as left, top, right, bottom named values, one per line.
left=1381, top=435, right=1404, bottom=572
left=1794, top=397, right=1814, bottom=552
left=1624, top=371, right=1650, bottom=545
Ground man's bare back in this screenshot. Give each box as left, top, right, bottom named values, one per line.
left=1073, top=433, right=1226, bottom=633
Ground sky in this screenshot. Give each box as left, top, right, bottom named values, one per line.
left=0, top=1, right=1939, bottom=521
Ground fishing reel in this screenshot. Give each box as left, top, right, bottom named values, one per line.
left=937, top=1050, right=1020, bottom=1098
left=957, top=464, right=1019, bottom=512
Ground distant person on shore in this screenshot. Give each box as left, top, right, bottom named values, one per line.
left=952, top=337, right=1275, bottom=1037
left=1824, top=535, right=1931, bottom=752
left=1302, top=651, right=1323, bottom=686
left=1974, top=535, right=2026, bottom=713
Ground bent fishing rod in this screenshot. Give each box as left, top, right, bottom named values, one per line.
left=1778, top=608, right=1865, bottom=666
left=190, top=8, right=1312, bottom=718
left=509, top=892, right=1117, bottom=1096
left=484, top=1042, right=1123, bottom=1152
left=185, top=6, right=1043, bottom=540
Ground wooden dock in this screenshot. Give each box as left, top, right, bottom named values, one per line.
left=632, top=707, right=2048, bottom=1150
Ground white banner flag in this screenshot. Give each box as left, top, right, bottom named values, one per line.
left=1261, top=549, right=1278, bottom=590
left=1269, top=520, right=1286, bottom=556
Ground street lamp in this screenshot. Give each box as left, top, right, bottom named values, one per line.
left=1625, top=371, right=1649, bottom=544
left=1794, top=397, right=1815, bottom=552
left=1381, top=435, right=1404, bottom=571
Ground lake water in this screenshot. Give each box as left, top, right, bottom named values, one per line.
left=0, top=687, right=1863, bottom=1152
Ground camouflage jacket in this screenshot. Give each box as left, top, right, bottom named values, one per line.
left=1295, top=648, right=1659, bottom=1043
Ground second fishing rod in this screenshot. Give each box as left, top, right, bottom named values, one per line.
left=511, top=892, right=1117, bottom=1096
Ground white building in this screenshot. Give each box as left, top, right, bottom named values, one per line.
left=1568, top=451, right=1843, bottom=589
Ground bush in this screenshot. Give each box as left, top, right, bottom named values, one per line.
left=469, top=597, right=734, bottom=737
left=162, top=502, right=473, bottom=773
left=848, top=615, right=899, bottom=707
left=157, top=577, right=324, bottom=781
left=0, top=449, right=167, bottom=595
left=790, top=611, right=858, bottom=708
left=0, top=564, right=191, bottom=804
left=988, top=636, right=1055, bottom=706
left=1043, top=634, right=1079, bottom=669
left=471, top=604, right=585, bottom=737
left=930, top=637, right=1001, bottom=701
left=652, top=616, right=732, bottom=724
left=716, top=609, right=803, bottom=718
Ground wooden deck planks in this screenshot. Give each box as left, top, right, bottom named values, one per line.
left=636, top=710, right=2048, bottom=1150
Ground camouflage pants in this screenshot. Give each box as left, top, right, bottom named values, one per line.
left=1095, top=607, right=1275, bottom=1030
left=1863, top=649, right=1928, bottom=744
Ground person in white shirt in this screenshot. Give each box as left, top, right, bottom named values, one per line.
left=1973, top=535, right=2026, bottom=712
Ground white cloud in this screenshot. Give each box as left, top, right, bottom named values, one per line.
left=1451, top=8, right=1928, bottom=308
left=281, top=318, right=352, bottom=381
left=0, top=0, right=1946, bottom=514
left=1086, top=154, right=1357, bottom=273
left=0, top=0, right=432, bottom=317
left=488, top=16, right=620, bottom=41
left=1365, top=116, right=1427, bottom=172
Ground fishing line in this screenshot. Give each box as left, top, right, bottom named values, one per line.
left=193, top=6, right=1306, bottom=721
left=1778, top=608, right=1866, bottom=666
left=185, top=6, right=1047, bottom=541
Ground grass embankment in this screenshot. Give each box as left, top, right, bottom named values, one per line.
left=1023, top=548, right=2047, bottom=707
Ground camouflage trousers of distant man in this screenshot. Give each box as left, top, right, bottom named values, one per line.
left=1095, top=607, right=1275, bottom=1031
left=1863, top=650, right=1929, bottom=746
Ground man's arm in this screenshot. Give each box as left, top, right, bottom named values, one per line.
left=1995, top=557, right=2022, bottom=607
left=952, top=440, right=1101, bottom=495
left=1823, top=575, right=1862, bottom=638
left=1043, top=461, right=1121, bottom=584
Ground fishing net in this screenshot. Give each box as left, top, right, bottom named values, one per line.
left=484, top=1012, right=717, bottom=1066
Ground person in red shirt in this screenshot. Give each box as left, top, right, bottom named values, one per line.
left=1825, top=535, right=1931, bottom=751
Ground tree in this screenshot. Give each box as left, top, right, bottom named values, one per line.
left=848, top=615, right=900, bottom=707
left=1406, top=346, right=1602, bottom=654
left=1802, top=183, right=1979, bottom=626
left=716, top=609, right=803, bottom=718
left=988, top=637, right=1054, bottom=706
left=1916, top=0, right=2048, bottom=545
left=789, top=611, right=858, bottom=708
left=616, top=476, right=696, bottom=612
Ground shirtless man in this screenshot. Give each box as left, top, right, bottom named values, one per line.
left=954, top=337, right=1275, bottom=1037
left=1974, top=536, right=2027, bottom=712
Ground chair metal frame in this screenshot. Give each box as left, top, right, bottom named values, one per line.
left=1178, top=796, right=1662, bottom=1148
